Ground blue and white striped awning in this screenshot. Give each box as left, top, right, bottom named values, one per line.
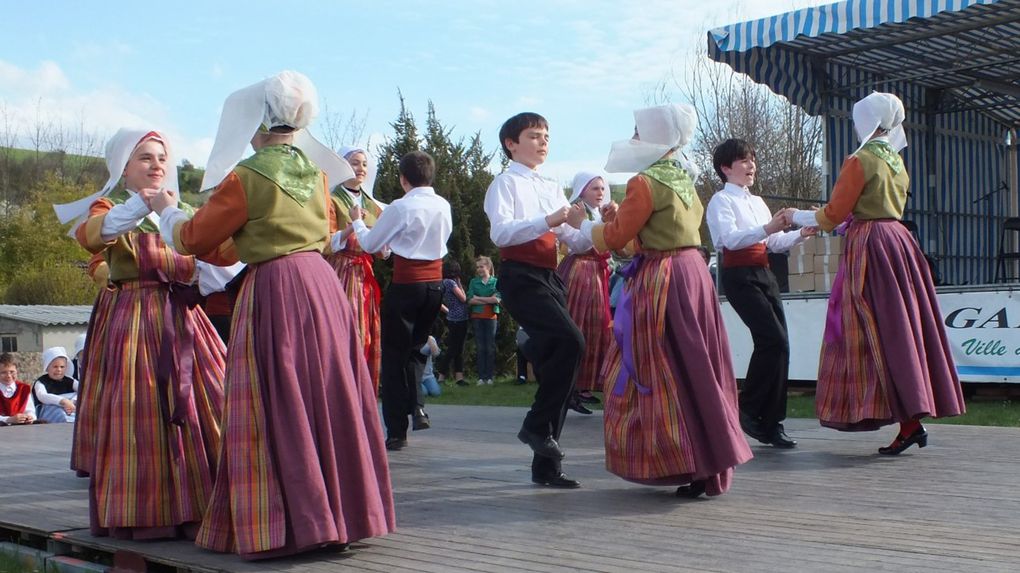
left=708, top=0, right=1020, bottom=125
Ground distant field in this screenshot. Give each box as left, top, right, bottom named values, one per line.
left=1, top=145, right=99, bottom=163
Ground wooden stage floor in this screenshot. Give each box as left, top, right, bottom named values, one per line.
left=3, top=405, right=1019, bottom=572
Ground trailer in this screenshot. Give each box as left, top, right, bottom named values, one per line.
left=708, top=0, right=1020, bottom=383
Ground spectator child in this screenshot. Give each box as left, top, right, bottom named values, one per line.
left=33, top=347, right=78, bottom=423
left=0, top=353, right=36, bottom=426
left=466, top=255, right=500, bottom=385
left=419, top=336, right=442, bottom=397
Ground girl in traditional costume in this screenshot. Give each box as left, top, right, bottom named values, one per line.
left=66, top=128, right=226, bottom=539
left=790, top=92, right=964, bottom=454
left=153, top=71, right=394, bottom=559
left=557, top=171, right=614, bottom=411
left=327, top=146, right=386, bottom=393
left=567, top=104, right=752, bottom=497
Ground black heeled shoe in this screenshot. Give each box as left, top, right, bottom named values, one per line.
left=878, top=425, right=928, bottom=455
left=675, top=480, right=707, bottom=498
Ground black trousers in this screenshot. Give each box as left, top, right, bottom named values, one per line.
left=380, top=281, right=443, bottom=439
left=498, top=261, right=584, bottom=477
left=722, top=266, right=790, bottom=430
left=437, top=320, right=468, bottom=377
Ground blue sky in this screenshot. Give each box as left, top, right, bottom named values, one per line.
left=0, top=0, right=827, bottom=186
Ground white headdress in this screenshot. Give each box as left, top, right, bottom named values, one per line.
left=852, top=92, right=907, bottom=153
left=53, top=129, right=179, bottom=233
left=291, top=131, right=355, bottom=192
left=568, top=171, right=609, bottom=206
left=336, top=145, right=378, bottom=197
left=200, top=70, right=337, bottom=192
left=41, top=346, right=70, bottom=371
left=605, top=103, right=697, bottom=173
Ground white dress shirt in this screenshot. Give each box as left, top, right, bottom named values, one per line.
left=1, top=381, right=36, bottom=424
left=484, top=161, right=593, bottom=253
left=706, top=183, right=803, bottom=253
left=566, top=204, right=603, bottom=256
left=352, top=186, right=451, bottom=259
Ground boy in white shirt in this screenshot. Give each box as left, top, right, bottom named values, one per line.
left=705, top=138, right=815, bottom=449
left=346, top=150, right=452, bottom=451
left=483, top=112, right=594, bottom=488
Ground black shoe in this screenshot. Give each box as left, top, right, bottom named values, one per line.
left=455, top=379, right=469, bottom=387
left=577, top=392, right=601, bottom=405
left=385, top=437, right=407, bottom=451
left=412, top=408, right=431, bottom=431
left=568, top=398, right=593, bottom=415
left=532, top=473, right=581, bottom=488
left=739, top=411, right=767, bottom=442
left=514, top=376, right=527, bottom=385
left=762, top=424, right=797, bottom=449
left=517, top=428, right=565, bottom=459
left=675, top=480, right=707, bottom=498
left=878, top=424, right=928, bottom=455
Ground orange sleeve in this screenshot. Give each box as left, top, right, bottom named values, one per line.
left=75, top=199, right=117, bottom=254
left=591, top=176, right=654, bottom=252
left=175, top=172, right=249, bottom=257
left=87, top=254, right=110, bottom=287
left=818, top=157, right=866, bottom=232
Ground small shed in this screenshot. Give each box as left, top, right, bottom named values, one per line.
left=0, top=305, right=92, bottom=355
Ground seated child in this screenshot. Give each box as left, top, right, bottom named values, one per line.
left=1, top=353, right=37, bottom=425
left=419, top=336, right=442, bottom=398
left=33, top=347, right=78, bottom=424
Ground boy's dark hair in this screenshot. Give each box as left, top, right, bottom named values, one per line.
left=499, top=112, right=548, bottom=161
left=0, top=353, right=16, bottom=367
left=443, top=260, right=461, bottom=281
left=399, top=151, right=435, bottom=187
left=712, top=139, right=756, bottom=183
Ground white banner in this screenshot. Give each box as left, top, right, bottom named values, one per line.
left=721, top=287, right=1020, bottom=383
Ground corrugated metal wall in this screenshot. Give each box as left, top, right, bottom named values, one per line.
left=822, top=64, right=1014, bottom=285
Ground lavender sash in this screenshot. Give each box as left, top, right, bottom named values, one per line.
left=612, top=256, right=652, bottom=397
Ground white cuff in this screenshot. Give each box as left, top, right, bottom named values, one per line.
left=330, top=230, right=348, bottom=252
left=100, top=193, right=151, bottom=241
left=531, top=214, right=550, bottom=233
left=792, top=210, right=818, bottom=228
left=158, top=207, right=188, bottom=250
left=579, top=219, right=596, bottom=242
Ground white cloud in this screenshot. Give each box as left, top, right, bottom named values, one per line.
left=468, top=107, right=490, bottom=121
left=0, top=59, right=209, bottom=167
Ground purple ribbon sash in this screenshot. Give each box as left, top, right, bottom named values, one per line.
left=612, top=256, right=652, bottom=397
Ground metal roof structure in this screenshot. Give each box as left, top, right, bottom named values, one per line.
left=707, top=0, right=1020, bottom=285
left=708, top=0, right=1020, bottom=126
left=0, top=305, right=93, bottom=327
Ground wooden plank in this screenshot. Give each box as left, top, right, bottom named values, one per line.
left=1, top=407, right=1019, bottom=572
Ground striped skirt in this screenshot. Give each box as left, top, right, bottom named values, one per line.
left=327, top=249, right=382, bottom=394
left=557, top=252, right=611, bottom=392
left=88, top=280, right=225, bottom=539
left=70, top=285, right=115, bottom=476
left=602, top=249, right=751, bottom=496
left=816, top=220, right=965, bottom=431
left=196, top=252, right=395, bottom=560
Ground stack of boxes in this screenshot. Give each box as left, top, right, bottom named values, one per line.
left=785, top=235, right=844, bottom=293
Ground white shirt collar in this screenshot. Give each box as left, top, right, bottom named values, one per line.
left=405, top=186, right=436, bottom=197
left=723, top=182, right=751, bottom=196
left=1, top=381, right=17, bottom=398
left=508, top=161, right=542, bottom=178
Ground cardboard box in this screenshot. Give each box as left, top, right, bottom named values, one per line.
left=788, top=273, right=815, bottom=293
left=788, top=254, right=812, bottom=275
left=813, top=254, right=841, bottom=275
left=814, top=272, right=836, bottom=292
left=817, top=235, right=844, bottom=256
left=789, top=240, right=816, bottom=258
